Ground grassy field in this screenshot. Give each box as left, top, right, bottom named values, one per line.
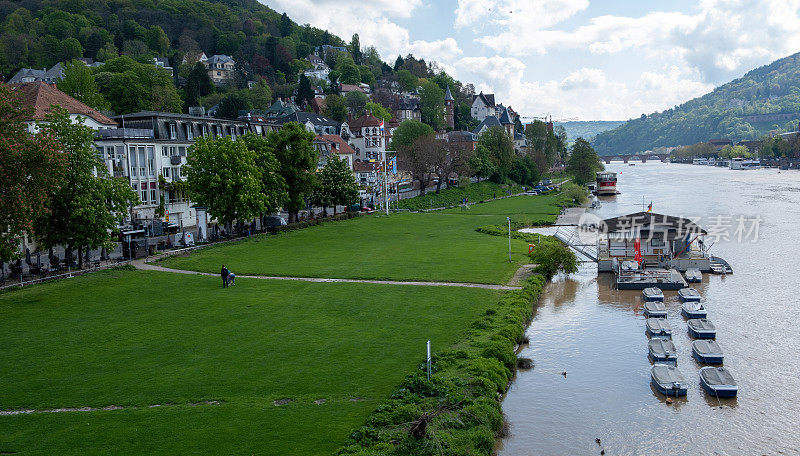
left=161, top=193, right=565, bottom=284
left=0, top=269, right=497, bottom=455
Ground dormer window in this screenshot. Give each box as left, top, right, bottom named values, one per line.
left=186, top=123, right=193, bottom=140
left=169, top=123, right=177, bottom=140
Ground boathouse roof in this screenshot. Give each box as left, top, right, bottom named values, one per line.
left=601, top=212, right=707, bottom=240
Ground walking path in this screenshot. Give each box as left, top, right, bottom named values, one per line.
left=134, top=262, right=522, bottom=291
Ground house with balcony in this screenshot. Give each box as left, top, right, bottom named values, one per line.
left=204, top=54, right=235, bottom=86
left=348, top=114, right=385, bottom=163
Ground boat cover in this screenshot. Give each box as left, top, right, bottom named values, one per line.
left=652, top=365, right=686, bottom=384
left=692, top=340, right=722, bottom=356
left=644, top=301, right=667, bottom=313
left=642, top=287, right=664, bottom=300
left=688, top=319, right=716, bottom=332
left=649, top=339, right=676, bottom=357
left=685, top=269, right=702, bottom=280
left=678, top=287, right=701, bottom=301
left=682, top=302, right=705, bottom=313
left=700, top=367, right=736, bottom=386
left=647, top=318, right=672, bottom=333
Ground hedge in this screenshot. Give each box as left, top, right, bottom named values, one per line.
left=336, top=275, right=546, bottom=456
left=397, top=181, right=524, bottom=212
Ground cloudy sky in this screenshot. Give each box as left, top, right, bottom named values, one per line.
left=259, top=0, right=800, bottom=121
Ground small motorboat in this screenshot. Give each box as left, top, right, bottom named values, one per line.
left=692, top=340, right=724, bottom=364
left=648, top=339, right=677, bottom=363
left=687, top=318, right=716, bottom=339
left=589, top=200, right=602, bottom=209
left=681, top=302, right=707, bottom=319
left=678, top=287, right=701, bottom=302
left=646, top=318, right=672, bottom=338
left=642, top=287, right=664, bottom=302
left=643, top=301, right=667, bottom=318
left=685, top=268, right=702, bottom=283
left=651, top=365, right=688, bottom=396
left=699, top=366, right=738, bottom=397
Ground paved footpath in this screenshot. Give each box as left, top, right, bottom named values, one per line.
left=134, top=262, right=521, bottom=291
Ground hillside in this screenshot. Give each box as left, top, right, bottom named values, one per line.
left=554, top=120, right=625, bottom=144
left=592, top=52, right=800, bottom=155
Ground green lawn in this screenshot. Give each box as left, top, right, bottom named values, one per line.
left=161, top=194, right=564, bottom=284
left=0, top=269, right=497, bottom=455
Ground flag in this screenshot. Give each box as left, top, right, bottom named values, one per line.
left=647, top=202, right=652, bottom=213
left=634, top=237, right=642, bottom=265
left=379, top=119, right=384, bottom=132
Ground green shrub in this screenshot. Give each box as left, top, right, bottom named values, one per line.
left=561, top=182, right=588, bottom=205
left=397, top=181, right=523, bottom=211
left=530, top=241, right=578, bottom=280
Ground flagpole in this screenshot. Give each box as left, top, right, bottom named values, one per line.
left=383, top=116, right=388, bottom=215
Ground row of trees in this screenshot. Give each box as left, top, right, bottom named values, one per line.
left=671, top=134, right=800, bottom=160
left=185, top=122, right=359, bottom=225
left=0, top=85, right=137, bottom=265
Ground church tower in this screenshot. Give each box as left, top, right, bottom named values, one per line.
left=444, top=85, right=455, bottom=130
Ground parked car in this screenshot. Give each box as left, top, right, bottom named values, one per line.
left=525, top=189, right=540, bottom=195
left=361, top=207, right=374, bottom=213
left=542, top=178, right=552, bottom=185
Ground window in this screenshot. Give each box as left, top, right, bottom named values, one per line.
left=96, top=146, right=104, bottom=158
left=169, top=123, right=177, bottom=140
left=178, top=146, right=186, bottom=156
left=186, top=123, right=193, bottom=140
left=141, top=189, right=148, bottom=203
left=170, top=146, right=177, bottom=156
left=202, top=125, right=208, bottom=137
left=138, top=146, right=146, bottom=177
left=129, top=146, right=137, bottom=177
left=162, top=146, right=168, bottom=157
left=164, top=168, right=170, bottom=178
left=151, top=189, right=156, bottom=202
left=147, top=146, right=155, bottom=176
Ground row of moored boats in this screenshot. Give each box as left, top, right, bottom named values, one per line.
left=642, top=285, right=738, bottom=398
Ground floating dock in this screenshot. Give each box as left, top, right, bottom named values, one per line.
left=615, top=268, right=687, bottom=290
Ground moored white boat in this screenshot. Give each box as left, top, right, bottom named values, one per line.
left=649, top=339, right=677, bottom=363
left=688, top=318, right=716, bottom=339
left=681, top=302, right=707, bottom=319
left=685, top=268, right=702, bottom=283
left=699, top=366, right=738, bottom=397
left=692, top=340, right=724, bottom=364
left=678, top=287, right=701, bottom=302
left=642, top=287, right=664, bottom=302
left=651, top=365, right=688, bottom=396
left=646, top=318, right=672, bottom=338
left=643, top=301, right=667, bottom=318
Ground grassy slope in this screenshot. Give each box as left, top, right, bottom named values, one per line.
left=161, top=193, right=564, bottom=284
left=0, top=269, right=497, bottom=455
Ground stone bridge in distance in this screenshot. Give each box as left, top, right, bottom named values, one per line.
left=600, top=153, right=670, bottom=164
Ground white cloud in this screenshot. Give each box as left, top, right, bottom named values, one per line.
left=560, top=68, right=606, bottom=91
left=259, top=0, right=461, bottom=66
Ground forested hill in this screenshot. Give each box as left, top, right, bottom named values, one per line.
left=592, top=52, right=800, bottom=155
left=554, top=120, right=625, bottom=144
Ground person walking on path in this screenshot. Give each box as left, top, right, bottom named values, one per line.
left=221, top=264, right=229, bottom=288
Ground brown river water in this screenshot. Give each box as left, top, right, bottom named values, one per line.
left=497, top=162, right=800, bottom=455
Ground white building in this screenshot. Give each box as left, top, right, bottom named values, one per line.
left=10, top=81, right=117, bottom=133
left=348, top=114, right=386, bottom=163
left=471, top=92, right=496, bottom=121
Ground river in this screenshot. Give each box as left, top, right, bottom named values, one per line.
left=497, top=162, right=800, bottom=455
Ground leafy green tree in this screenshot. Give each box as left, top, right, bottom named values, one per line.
left=216, top=90, right=253, bottom=119
left=60, top=37, right=83, bottom=61
left=531, top=240, right=578, bottom=280
left=145, top=26, right=170, bottom=55
left=248, top=79, right=273, bottom=108
left=240, top=133, right=288, bottom=215
left=93, top=56, right=180, bottom=114
left=467, top=144, right=495, bottom=181
left=185, top=136, right=267, bottom=230
left=349, top=34, right=362, bottom=65
left=296, top=73, right=315, bottom=107
left=339, top=62, right=361, bottom=84
left=324, top=93, right=347, bottom=121
left=396, top=69, right=418, bottom=93
left=268, top=122, right=318, bottom=222
left=389, top=119, right=433, bottom=150
left=34, top=108, right=138, bottom=269
left=57, top=60, right=110, bottom=111
left=279, top=12, right=292, bottom=37
left=419, top=80, right=444, bottom=130
left=366, top=101, right=392, bottom=121
left=312, top=155, right=359, bottom=215
left=345, top=90, right=368, bottom=117
left=566, top=138, right=604, bottom=185
left=185, top=62, right=215, bottom=108
left=359, top=65, right=375, bottom=86
left=0, top=85, right=66, bottom=262
left=478, top=126, right=515, bottom=182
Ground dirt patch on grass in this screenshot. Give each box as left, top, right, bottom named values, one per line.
left=273, top=398, right=293, bottom=406
left=508, top=264, right=537, bottom=287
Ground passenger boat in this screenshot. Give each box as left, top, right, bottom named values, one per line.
left=642, top=287, right=664, bottom=302
left=699, top=366, right=738, bottom=397
left=648, top=339, right=677, bottom=363
left=684, top=268, right=702, bottom=283
left=692, top=340, right=724, bottom=364
left=681, top=302, right=707, bottom=319
left=646, top=318, right=672, bottom=338
left=595, top=171, right=618, bottom=195
left=643, top=301, right=667, bottom=318
left=693, top=158, right=708, bottom=165
left=651, top=365, right=688, bottom=396
left=678, top=287, right=701, bottom=302
left=687, top=318, right=716, bottom=339
left=730, top=158, right=761, bottom=170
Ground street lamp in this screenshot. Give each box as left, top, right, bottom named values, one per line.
left=507, top=217, right=512, bottom=262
